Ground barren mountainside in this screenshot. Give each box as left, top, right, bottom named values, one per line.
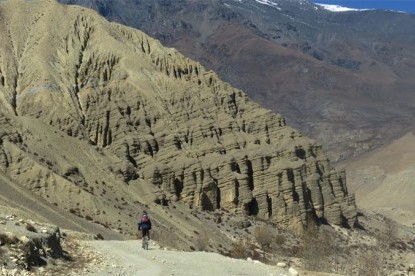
left=0, top=0, right=355, bottom=249
left=60, top=0, right=415, bottom=162
left=343, top=132, right=415, bottom=227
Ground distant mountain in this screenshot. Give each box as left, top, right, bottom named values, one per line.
left=311, top=0, right=415, bottom=14
left=0, top=0, right=356, bottom=250
left=60, top=0, right=415, bottom=162
left=343, top=132, right=415, bottom=227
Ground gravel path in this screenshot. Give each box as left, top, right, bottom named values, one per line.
left=84, top=240, right=290, bottom=276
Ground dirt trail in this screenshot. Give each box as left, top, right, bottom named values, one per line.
left=83, top=240, right=289, bottom=276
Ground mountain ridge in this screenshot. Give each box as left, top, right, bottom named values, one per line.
left=2, top=2, right=415, bottom=275
left=0, top=0, right=356, bottom=252
left=342, top=132, right=415, bottom=227
left=59, top=0, right=415, bottom=162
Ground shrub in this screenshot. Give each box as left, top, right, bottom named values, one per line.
left=379, top=217, right=397, bottom=248
left=274, top=234, right=286, bottom=246
left=94, top=233, right=104, bottom=240
left=356, top=249, right=383, bottom=276
left=254, top=226, right=273, bottom=248
left=26, top=223, right=37, bottom=233
left=228, top=240, right=248, bottom=259
left=0, top=233, right=8, bottom=245
left=0, top=232, right=19, bottom=245
left=194, top=231, right=209, bottom=251
left=300, top=223, right=336, bottom=272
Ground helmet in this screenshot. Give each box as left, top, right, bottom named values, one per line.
left=143, top=210, right=147, bottom=215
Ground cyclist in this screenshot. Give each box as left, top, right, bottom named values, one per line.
left=138, top=210, right=152, bottom=242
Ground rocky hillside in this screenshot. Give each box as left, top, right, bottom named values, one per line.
left=0, top=214, right=64, bottom=272
left=60, top=0, right=415, bottom=162
left=0, top=0, right=355, bottom=250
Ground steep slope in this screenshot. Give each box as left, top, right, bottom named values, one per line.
left=0, top=0, right=356, bottom=250
left=342, top=132, right=415, bottom=226
left=59, top=0, right=415, bottom=162
left=0, top=172, right=125, bottom=240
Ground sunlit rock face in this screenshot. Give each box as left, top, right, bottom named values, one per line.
left=0, top=0, right=356, bottom=237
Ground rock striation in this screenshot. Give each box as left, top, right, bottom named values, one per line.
left=60, top=0, right=415, bottom=163
left=0, top=0, right=356, bottom=241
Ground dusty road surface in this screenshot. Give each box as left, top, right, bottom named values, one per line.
left=83, top=240, right=290, bottom=276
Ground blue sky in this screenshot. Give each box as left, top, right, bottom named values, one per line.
left=311, top=1, right=415, bottom=14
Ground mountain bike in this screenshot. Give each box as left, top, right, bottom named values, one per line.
left=142, top=234, right=149, bottom=250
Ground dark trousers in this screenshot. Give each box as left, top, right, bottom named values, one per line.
left=142, top=229, right=150, bottom=239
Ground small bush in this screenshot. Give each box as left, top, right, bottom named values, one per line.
left=254, top=226, right=273, bottom=247
left=390, top=239, right=407, bottom=250
left=94, top=233, right=104, bottom=240
left=64, top=166, right=79, bottom=176
left=0, top=233, right=8, bottom=245
left=228, top=240, right=248, bottom=259
left=194, top=231, right=209, bottom=251
left=26, top=223, right=37, bottom=233
left=274, top=234, right=286, bottom=246
left=378, top=217, right=397, bottom=248
left=0, top=233, right=19, bottom=245
left=356, top=249, right=383, bottom=276
left=285, top=245, right=301, bottom=257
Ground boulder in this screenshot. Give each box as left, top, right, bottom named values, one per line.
left=288, top=267, right=299, bottom=276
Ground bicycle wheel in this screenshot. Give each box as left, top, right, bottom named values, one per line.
left=144, top=236, right=149, bottom=250
left=142, top=235, right=149, bottom=250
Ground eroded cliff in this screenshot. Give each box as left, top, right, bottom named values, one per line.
left=0, top=0, right=356, bottom=245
